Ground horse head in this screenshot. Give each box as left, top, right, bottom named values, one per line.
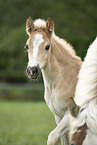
left=25, top=17, right=54, bottom=79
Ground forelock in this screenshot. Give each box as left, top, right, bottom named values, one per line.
left=34, top=19, right=46, bottom=29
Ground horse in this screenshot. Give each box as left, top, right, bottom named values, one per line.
left=68, top=37, right=97, bottom=145
left=25, top=17, right=82, bottom=145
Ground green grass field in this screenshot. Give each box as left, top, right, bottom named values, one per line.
left=0, top=101, right=56, bottom=145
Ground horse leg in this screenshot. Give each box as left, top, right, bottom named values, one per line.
left=61, top=133, right=69, bottom=145
left=47, top=114, right=69, bottom=145
left=47, top=115, right=61, bottom=145
left=55, top=115, right=69, bottom=145
left=55, top=115, right=68, bottom=145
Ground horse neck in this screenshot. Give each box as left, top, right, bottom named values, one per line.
left=42, top=35, right=81, bottom=88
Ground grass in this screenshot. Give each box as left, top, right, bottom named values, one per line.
left=0, top=101, right=56, bottom=145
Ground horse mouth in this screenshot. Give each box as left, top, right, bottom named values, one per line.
left=26, top=66, right=41, bottom=79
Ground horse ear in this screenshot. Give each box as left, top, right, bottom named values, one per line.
left=46, top=17, right=54, bottom=34
left=68, top=97, right=80, bottom=118
left=26, top=17, right=34, bottom=35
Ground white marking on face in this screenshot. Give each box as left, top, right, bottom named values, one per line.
left=33, top=34, right=44, bottom=58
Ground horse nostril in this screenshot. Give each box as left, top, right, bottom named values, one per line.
left=26, top=66, right=32, bottom=76
left=32, top=67, right=38, bottom=75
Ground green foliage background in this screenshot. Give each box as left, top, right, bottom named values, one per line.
left=0, top=0, right=97, bottom=82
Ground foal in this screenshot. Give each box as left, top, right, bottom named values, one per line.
left=68, top=37, right=97, bottom=145
left=25, top=17, right=82, bottom=145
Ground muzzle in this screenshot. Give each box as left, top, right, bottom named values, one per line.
left=26, top=66, right=41, bottom=79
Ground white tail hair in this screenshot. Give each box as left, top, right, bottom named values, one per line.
left=74, top=37, right=97, bottom=106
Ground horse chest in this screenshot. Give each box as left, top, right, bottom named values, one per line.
left=44, top=86, right=67, bottom=118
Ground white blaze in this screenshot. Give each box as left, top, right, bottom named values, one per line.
left=33, top=34, right=44, bottom=58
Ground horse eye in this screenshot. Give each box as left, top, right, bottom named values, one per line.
left=45, top=44, right=50, bottom=51
left=24, top=44, right=29, bottom=50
